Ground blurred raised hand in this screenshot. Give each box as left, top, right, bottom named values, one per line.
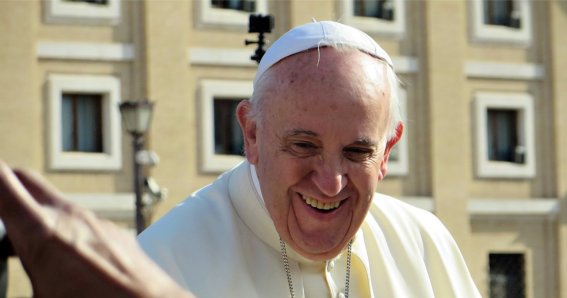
left=0, top=161, right=193, bottom=298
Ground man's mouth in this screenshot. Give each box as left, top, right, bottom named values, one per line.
left=301, top=195, right=341, bottom=211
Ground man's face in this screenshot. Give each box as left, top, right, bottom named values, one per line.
left=240, top=48, right=398, bottom=260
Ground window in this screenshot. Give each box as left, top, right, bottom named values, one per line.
left=214, top=98, right=245, bottom=156
left=66, top=0, right=108, bottom=4
left=484, top=0, right=520, bottom=28
left=470, top=0, right=531, bottom=44
left=48, top=74, right=122, bottom=170
left=211, top=0, right=255, bottom=12
left=489, top=253, right=526, bottom=298
left=337, top=0, right=405, bottom=37
left=43, top=0, right=120, bottom=25
left=487, top=109, right=524, bottom=164
left=354, top=0, right=394, bottom=21
left=474, top=92, right=535, bottom=178
left=62, top=93, right=103, bottom=153
left=199, top=80, right=252, bottom=173
left=196, top=0, right=268, bottom=28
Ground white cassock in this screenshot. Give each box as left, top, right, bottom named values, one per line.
left=138, top=161, right=481, bottom=298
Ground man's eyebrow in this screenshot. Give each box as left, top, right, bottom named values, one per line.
left=351, top=138, right=377, bottom=147
left=285, top=129, right=319, bottom=137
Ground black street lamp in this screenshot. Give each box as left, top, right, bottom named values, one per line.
left=119, top=100, right=154, bottom=234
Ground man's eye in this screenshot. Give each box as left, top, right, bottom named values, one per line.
left=288, top=142, right=318, bottom=156
left=292, top=142, right=316, bottom=150
left=343, top=147, right=374, bottom=161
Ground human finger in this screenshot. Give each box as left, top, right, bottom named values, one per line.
left=13, top=168, right=68, bottom=209
left=0, top=161, right=43, bottom=222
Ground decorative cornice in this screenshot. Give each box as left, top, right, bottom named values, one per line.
left=37, top=41, right=134, bottom=61
left=188, top=47, right=258, bottom=67
left=64, top=193, right=134, bottom=221
left=465, top=61, right=544, bottom=80
left=468, top=198, right=559, bottom=220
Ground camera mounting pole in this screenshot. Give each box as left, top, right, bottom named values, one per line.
left=245, top=14, right=274, bottom=64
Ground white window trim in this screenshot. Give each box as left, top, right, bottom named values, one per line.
left=337, top=0, right=406, bottom=37
left=469, top=0, right=532, bottom=45
left=474, top=91, right=535, bottom=179
left=196, top=0, right=268, bottom=29
left=44, top=0, right=121, bottom=26
left=48, top=74, right=122, bottom=171
left=199, top=79, right=251, bottom=173
left=387, top=87, right=408, bottom=176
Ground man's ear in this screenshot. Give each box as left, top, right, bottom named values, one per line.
left=236, top=100, right=259, bottom=164
left=378, top=122, right=404, bottom=180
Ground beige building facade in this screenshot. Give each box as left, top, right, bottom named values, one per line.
left=0, top=0, right=566, bottom=297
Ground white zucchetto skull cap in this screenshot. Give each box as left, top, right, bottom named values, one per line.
left=253, top=20, right=394, bottom=89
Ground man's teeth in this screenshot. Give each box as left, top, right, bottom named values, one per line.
left=303, top=196, right=340, bottom=210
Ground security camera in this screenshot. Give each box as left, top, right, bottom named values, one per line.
left=248, top=14, right=274, bottom=34
left=144, top=177, right=168, bottom=204
left=136, top=150, right=160, bottom=167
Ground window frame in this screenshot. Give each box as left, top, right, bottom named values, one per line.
left=337, top=0, right=406, bottom=37
left=199, top=79, right=252, bottom=173
left=474, top=91, right=535, bottom=179
left=469, top=0, right=532, bottom=45
left=48, top=74, right=122, bottom=171
left=43, top=0, right=121, bottom=26
left=196, top=0, right=268, bottom=29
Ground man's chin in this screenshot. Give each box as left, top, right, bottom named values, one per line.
left=287, top=236, right=347, bottom=261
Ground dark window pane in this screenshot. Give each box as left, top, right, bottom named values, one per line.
left=61, top=93, right=103, bottom=153
left=484, top=0, right=521, bottom=28
left=353, top=0, right=394, bottom=21
left=489, top=253, right=526, bottom=298
left=211, top=0, right=255, bottom=12
left=214, top=98, right=244, bottom=156
left=62, top=95, right=74, bottom=151
left=487, top=109, right=523, bottom=163
left=63, top=0, right=109, bottom=5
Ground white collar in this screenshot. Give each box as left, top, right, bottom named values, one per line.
left=249, top=164, right=265, bottom=208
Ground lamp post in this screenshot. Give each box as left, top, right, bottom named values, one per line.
left=119, top=100, right=154, bottom=234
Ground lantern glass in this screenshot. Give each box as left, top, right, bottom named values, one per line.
left=119, top=101, right=154, bottom=135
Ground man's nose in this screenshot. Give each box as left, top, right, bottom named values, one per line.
left=311, top=159, right=347, bottom=197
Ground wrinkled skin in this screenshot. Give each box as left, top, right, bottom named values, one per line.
left=0, top=161, right=193, bottom=298
left=237, top=48, right=403, bottom=261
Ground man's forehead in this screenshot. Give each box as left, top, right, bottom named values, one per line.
left=254, top=21, right=393, bottom=90
left=263, top=47, right=389, bottom=100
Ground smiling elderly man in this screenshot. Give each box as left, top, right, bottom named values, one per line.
left=138, top=21, right=480, bottom=298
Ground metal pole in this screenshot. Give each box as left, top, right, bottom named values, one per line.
left=133, top=135, right=145, bottom=234
left=0, top=256, right=6, bottom=298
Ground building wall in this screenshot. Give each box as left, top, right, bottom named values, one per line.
left=0, top=0, right=565, bottom=297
